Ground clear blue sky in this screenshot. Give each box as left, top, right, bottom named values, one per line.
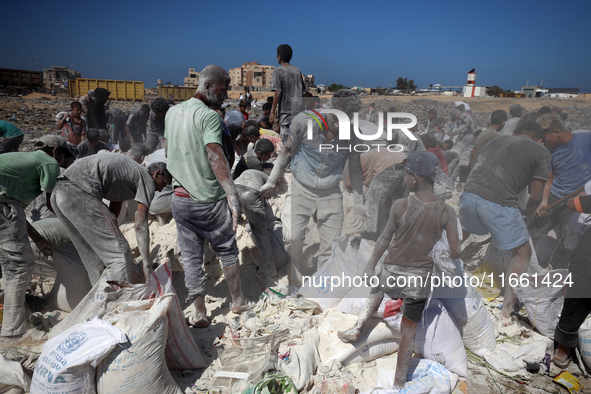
left=3, top=0, right=590, bottom=91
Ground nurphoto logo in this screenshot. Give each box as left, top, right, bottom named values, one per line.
left=304, top=109, right=418, bottom=152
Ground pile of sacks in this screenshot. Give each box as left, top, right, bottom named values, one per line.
left=28, top=262, right=205, bottom=394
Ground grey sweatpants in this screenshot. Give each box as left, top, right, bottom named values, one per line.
left=0, top=200, right=35, bottom=337
left=172, top=195, right=239, bottom=300
left=51, top=180, right=134, bottom=285
left=237, top=185, right=277, bottom=277
left=290, top=177, right=343, bottom=287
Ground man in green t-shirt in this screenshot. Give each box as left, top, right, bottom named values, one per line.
left=165, top=65, right=248, bottom=328
left=0, top=137, right=73, bottom=342
left=0, top=120, right=25, bottom=154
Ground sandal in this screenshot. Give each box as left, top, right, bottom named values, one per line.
left=553, top=355, right=572, bottom=369
left=553, top=346, right=573, bottom=369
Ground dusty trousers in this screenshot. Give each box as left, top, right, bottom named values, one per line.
left=0, top=200, right=35, bottom=337
left=237, top=185, right=277, bottom=278
left=51, top=180, right=133, bottom=285
left=172, top=194, right=239, bottom=301
left=363, top=165, right=407, bottom=241
left=290, top=177, right=343, bottom=288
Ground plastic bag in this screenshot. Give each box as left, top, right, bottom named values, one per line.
left=0, top=354, right=31, bottom=393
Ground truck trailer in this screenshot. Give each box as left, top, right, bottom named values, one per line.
left=69, top=78, right=144, bottom=101
left=0, top=68, right=44, bottom=96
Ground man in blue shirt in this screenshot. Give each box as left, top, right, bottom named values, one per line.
left=530, top=114, right=591, bottom=251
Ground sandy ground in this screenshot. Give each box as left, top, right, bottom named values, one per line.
left=1, top=93, right=591, bottom=393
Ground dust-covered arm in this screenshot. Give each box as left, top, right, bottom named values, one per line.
left=56, top=113, right=68, bottom=130
left=349, top=154, right=368, bottom=231
left=455, top=115, right=473, bottom=135
left=261, top=136, right=292, bottom=197
left=134, top=202, right=151, bottom=280
left=27, top=221, right=53, bottom=256
left=206, top=143, right=240, bottom=231
left=348, top=155, right=364, bottom=206
left=364, top=199, right=403, bottom=276
left=444, top=206, right=461, bottom=259
left=124, top=124, right=134, bottom=144
left=534, top=171, right=553, bottom=217
left=270, top=90, right=281, bottom=124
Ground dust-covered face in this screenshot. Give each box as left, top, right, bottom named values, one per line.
left=404, top=169, right=418, bottom=192
left=206, top=80, right=229, bottom=108
left=71, top=106, right=82, bottom=118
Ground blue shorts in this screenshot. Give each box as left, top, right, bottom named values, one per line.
left=459, top=192, right=529, bottom=250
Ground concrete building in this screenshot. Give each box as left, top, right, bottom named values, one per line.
left=521, top=85, right=549, bottom=98
left=547, top=88, right=579, bottom=98
left=43, top=66, right=81, bottom=83
left=303, top=74, right=314, bottom=88
left=229, top=62, right=275, bottom=91
left=184, top=68, right=199, bottom=87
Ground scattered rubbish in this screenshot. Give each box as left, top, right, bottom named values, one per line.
left=513, top=269, right=569, bottom=339
left=0, top=353, right=31, bottom=393
left=362, top=358, right=458, bottom=394
left=214, top=371, right=250, bottom=380
left=277, top=329, right=320, bottom=390
left=29, top=311, right=60, bottom=332
left=213, top=327, right=290, bottom=392
left=554, top=371, right=582, bottom=393
left=525, top=360, right=540, bottom=373
left=483, top=340, right=551, bottom=377
left=543, top=353, right=552, bottom=373
left=452, top=381, right=469, bottom=394
left=260, top=287, right=286, bottom=299
left=242, top=373, right=297, bottom=394
left=312, top=377, right=356, bottom=394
